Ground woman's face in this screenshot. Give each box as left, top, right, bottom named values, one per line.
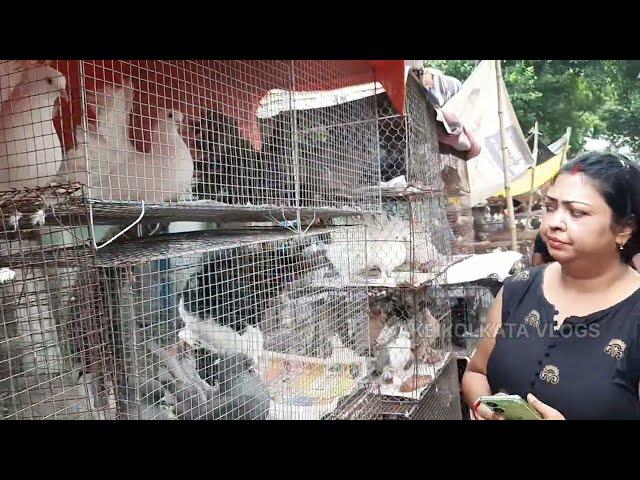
left=540, top=173, right=629, bottom=264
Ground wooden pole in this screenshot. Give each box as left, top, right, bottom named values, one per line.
left=495, top=60, right=518, bottom=252
left=525, top=121, right=539, bottom=230
left=560, top=126, right=572, bottom=166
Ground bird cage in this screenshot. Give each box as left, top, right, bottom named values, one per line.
left=323, top=382, right=382, bottom=419
left=442, top=153, right=476, bottom=256
left=362, top=69, right=454, bottom=287
left=96, top=227, right=371, bottom=420
left=1, top=60, right=381, bottom=226
left=358, top=195, right=453, bottom=288
left=340, top=68, right=460, bottom=420
left=368, top=278, right=454, bottom=415
left=0, top=184, right=117, bottom=419
left=378, top=354, right=461, bottom=420
left=446, top=281, right=494, bottom=357
left=377, top=71, right=445, bottom=190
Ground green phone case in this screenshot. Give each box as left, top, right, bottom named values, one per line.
left=479, top=395, right=542, bottom=420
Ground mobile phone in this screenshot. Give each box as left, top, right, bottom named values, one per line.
left=478, top=394, right=542, bottom=420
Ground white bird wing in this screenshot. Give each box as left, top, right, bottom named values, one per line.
left=128, top=112, right=193, bottom=203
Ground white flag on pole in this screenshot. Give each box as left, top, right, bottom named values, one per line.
left=442, top=60, right=534, bottom=205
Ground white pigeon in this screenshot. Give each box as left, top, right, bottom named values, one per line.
left=382, top=325, right=413, bottom=385
left=383, top=215, right=432, bottom=267
left=63, top=79, right=136, bottom=200
left=366, top=240, right=406, bottom=281
left=178, top=297, right=264, bottom=369
left=123, top=108, right=194, bottom=203
left=364, top=214, right=407, bottom=280
left=0, top=267, right=15, bottom=283
left=0, top=64, right=67, bottom=191
left=411, top=235, right=447, bottom=271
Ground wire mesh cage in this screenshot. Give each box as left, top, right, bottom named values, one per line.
left=323, top=382, right=381, bottom=420
left=0, top=184, right=116, bottom=419
left=368, top=280, right=452, bottom=403
left=442, top=153, right=475, bottom=256
left=377, top=72, right=444, bottom=190
left=327, top=69, right=462, bottom=420
left=351, top=195, right=454, bottom=288
left=96, top=227, right=371, bottom=420
left=378, top=354, right=461, bottom=420
left=446, top=281, right=495, bottom=358
left=1, top=60, right=381, bottom=224
left=359, top=70, right=455, bottom=287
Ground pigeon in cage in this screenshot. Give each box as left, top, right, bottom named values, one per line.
left=63, top=79, right=136, bottom=196
left=178, top=242, right=310, bottom=365
left=440, top=165, right=463, bottom=193
left=267, top=290, right=323, bottom=356
left=379, top=213, right=445, bottom=272
left=0, top=63, right=68, bottom=190
left=379, top=325, right=413, bottom=386
left=193, top=350, right=269, bottom=419
left=413, top=312, right=446, bottom=364
left=378, top=144, right=406, bottom=183
left=64, top=80, right=194, bottom=203
left=373, top=291, right=443, bottom=369
left=153, top=343, right=270, bottom=420
left=131, top=108, right=194, bottom=202
left=324, top=238, right=365, bottom=282
left=365, top=232, right=406, bottom=282
left=411, top=236, right=448, bottom=272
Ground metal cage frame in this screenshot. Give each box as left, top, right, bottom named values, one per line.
left=95, top=227, right=372, bottom=420
left=0, top=184, right=117, bottom=419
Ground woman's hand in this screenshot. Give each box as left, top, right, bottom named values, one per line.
left=471, top=395, right=505, bottom=420
left=527, top=393, right=565, bottom=420
left=472, top=402, right=505, bottom=420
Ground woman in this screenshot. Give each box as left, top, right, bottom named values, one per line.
left=462, top=152, right=640, bottom=420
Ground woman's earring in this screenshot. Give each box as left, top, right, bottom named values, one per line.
left=619, top=243, right=625, bottom=251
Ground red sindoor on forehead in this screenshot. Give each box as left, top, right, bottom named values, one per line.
left=570, top=163, right=582, bottom=175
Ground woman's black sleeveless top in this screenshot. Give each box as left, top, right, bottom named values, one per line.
left=487, top=265, right=640, bottom=420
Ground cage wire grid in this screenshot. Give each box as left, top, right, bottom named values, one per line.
left=447, top=281, right=494, bottom=358
left=1, top=60, right=471, bottom=421
left=441, top=153, right=475, bottom=256
left=0, top=184, right=117, bottom=419
left=377, top=72, right=445, bottom=191
left=1, top=60, right=382, bottom=227
left=378, top=353, right=461, bottom=420
left=95, top=226, right=371, bottom=420
left=330, top=68, right=467, bottom=420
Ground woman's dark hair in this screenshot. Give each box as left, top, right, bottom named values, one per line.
left=553, top=151, right=640, bottom=264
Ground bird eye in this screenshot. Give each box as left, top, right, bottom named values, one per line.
left=46, top=78, right=53, bottom=85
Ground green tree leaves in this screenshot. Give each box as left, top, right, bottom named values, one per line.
left=425, top=60, right=639, bottom=159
